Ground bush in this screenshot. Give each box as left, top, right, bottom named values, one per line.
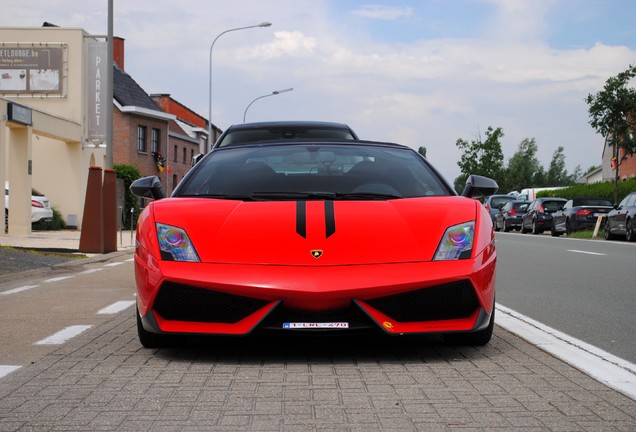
left=538, top=178, right=636, bottom=203
left=114, top=164, right=141, bottom=229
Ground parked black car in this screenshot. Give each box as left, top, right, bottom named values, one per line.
left=494, top=200, right=529, bottom=232
left=551, top=197, right=613, bottom=236
left=213, top=121, right=359, bottom=149
left=483, top=194, right=516, bottom=224
left=521, top=197, right=567, bottom=234
left=604, top=191, right=636, bottom=242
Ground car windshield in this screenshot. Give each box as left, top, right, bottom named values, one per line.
left=216, top=126, right=356, bottom=148
left=513, top=203, right=529, bottom=211
left=572, top=198, right=613, bottom=207
left=490, top=196, right=514, bottom=209
left=176, top=143, right=452, bottom=200
left=543, top=200, right=564, bottom=211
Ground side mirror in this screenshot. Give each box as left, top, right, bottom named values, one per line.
left=130, top=176, right=165, bottom=200
left=461, top=175, right=498, bottom=198
left=191, top=153, right=204, bottom=167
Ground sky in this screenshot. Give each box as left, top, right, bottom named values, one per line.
left=2, top=0, right=636, bottom=185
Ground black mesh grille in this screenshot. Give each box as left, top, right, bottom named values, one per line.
left=153, top=282, right=269, bottom=323
left=365, top=281, right=479, bottom=322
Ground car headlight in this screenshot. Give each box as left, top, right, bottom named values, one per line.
left=434, top=221, right=474, bottom=260
left=156, top=223, right=200, bottom=262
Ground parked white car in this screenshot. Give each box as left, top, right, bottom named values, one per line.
left=4, top=181, right=54, bottom=228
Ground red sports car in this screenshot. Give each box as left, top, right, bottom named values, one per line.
left=131, top=140, right=498, bottom=348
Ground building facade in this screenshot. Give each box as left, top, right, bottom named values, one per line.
left=1, top=26, right=215, bottom=234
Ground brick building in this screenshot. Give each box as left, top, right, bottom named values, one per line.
left=151, top=94, right=221, bottom=193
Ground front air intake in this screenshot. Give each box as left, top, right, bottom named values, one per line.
left=365, top=281, right=479, bottom=322
left=153, top=282, right=268, bottom=323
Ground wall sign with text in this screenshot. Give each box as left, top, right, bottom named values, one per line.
left=0, top=43, right=66, bottom=95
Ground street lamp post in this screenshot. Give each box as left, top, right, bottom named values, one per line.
left=208, top=22, right=272, bottom=151
left=243, top=88, right=294, bottom=123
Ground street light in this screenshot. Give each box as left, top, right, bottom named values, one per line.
left=243, top=88, right=294, bottom=123
left=208, top=22, right=272, bottom=151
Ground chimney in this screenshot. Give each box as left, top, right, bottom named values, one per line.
left=113, top=36, right=125, bottom=69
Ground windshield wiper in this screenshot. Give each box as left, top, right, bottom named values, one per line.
left=250, top=191, right=336, bottom=200
left=178, top=193, right=255, bottom=201
left=334, top=192, right=402, bottom=200
left=250, top=191, right=402, bottom=201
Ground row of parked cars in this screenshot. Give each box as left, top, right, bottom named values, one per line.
left=484, top=192, right=636, bottom=242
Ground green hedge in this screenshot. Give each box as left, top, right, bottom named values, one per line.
left=537, top=178, right=636, bottom=203
left=114, top=164, right=141, bottom=229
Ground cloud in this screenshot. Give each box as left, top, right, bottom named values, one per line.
left=350, top=5, right=414, bottom=20
left=237, top=31, right=317, bottom=60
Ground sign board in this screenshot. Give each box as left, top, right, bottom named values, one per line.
left=0, top=44, right=65, bottom=95
left=87, top=42, right=107, bottom=143
left=7, top=102, right=32, bottom=125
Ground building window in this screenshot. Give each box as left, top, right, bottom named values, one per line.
left=151, top=128, right=160, bottom=154
left=190, top=149, right=194, bottom=164
left=173, top=145, right=177, bottom=162
left=137, top=125, right=147, bottom=153
left=182, top=147, right=186, bottom=164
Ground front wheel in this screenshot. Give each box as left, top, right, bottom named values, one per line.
left=626, top=218, right=635, bottom=242
left=503, top=220, right=512, bottom=232
left=565, top=219, right=573, bottom=236
left=531, top=219, right=541, bottom=235
left=605, top=219, right=617, bottom=240
left=444, top=307, right=494, bottom=346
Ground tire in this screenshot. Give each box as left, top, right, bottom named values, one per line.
left=626, top=218, right=635, bottom=242
left=136, top=307, right=177, bottom=348
left=565, top=219, right=573, bottom=236
left=444, top=307, right=495, bottom=346
left=503, top=220, right=511, bottom=232
left=531, top=219, right=541, bottom=235
left=604, top=219, right=617, bottom=240
left=551, top=222, right=561, bottom=237
left=520, top=221, right=528, bottom=233
left=494, top=219, right=500, bottom=232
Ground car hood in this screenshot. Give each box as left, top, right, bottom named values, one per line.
left=151, top=197, right=478, bottom=265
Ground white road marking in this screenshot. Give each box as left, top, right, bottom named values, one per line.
left=0, top=365, right=21, bottom=379
left=97, top=300, right=135, bottom=315
left=496, top=303, right=636, bottom=400
left=125, top=258, right=134, bottom=262
left=79, top=268, right=103, bottom=275
left=567, top=249, right=606, bottom=256
left=44, top=276, right=74, bottom=283
left=104, top=262, right=125, bottom=267
left=0, top=285, right=39, bottom=296
left=34, top=325, right=93, bottom=345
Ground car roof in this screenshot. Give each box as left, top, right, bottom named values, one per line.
left=211, top=138, right=408, bottom=151
left=224, top=120, right=355, bottom=131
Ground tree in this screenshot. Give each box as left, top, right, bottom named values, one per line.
left=418, top=146, right=427, bottom=158
left=505, top=138, right=541, bottom=193
left=454, top=126, right=505, bottom=192
left=546, top=146, right=570, bottom=186
left=586, top=64, right=636, bottom=201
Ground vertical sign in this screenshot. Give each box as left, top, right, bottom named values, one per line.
left=88, top=42, right=107, bottom=144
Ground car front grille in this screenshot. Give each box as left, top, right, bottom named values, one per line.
left=365, top=281, right=479, bottom=322
left=153, top=282, right=269, bottom=323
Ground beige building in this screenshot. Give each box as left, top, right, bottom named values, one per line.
left=1, top=26, right=107, bottom=235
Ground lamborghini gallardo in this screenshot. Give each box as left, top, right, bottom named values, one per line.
left=131, top=140, right=498, bottom=347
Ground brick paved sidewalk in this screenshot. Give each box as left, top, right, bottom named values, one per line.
left=0, top=312, right=634, bottom=431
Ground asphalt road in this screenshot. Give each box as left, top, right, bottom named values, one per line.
left=494, top=231, right=636, bottom=363
left=0, top=247, right=81, bottom=275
